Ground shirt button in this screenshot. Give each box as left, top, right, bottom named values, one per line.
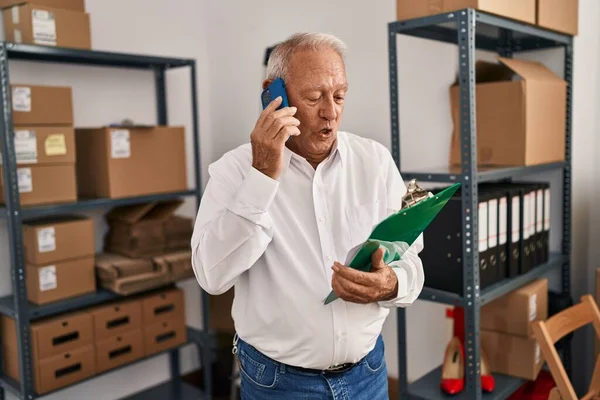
left=327, top=255, right=333, bottom=261
left=319, top=216, right=325, bottom=222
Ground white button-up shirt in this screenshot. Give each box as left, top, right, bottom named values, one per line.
left=191, top=131, right=424, bottom=369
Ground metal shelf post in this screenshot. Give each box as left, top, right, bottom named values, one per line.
left=0, top=42, right=35, bottom=400
left=561, top=42, right=574, bottom=379
left=457, top=9, right=482, bottom=399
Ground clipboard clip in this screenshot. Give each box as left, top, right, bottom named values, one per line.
left=402, top=179, right=433, bottom=209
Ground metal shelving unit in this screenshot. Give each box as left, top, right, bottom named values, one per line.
left=389, top=9, right=573, bottom=400
left=0, top=42, right=212, bottom=400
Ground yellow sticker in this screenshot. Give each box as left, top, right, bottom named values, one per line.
left=44, top=134, right=67, bottom=156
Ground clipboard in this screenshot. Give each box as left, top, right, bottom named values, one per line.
left=324, top=182, right=461, bottom=305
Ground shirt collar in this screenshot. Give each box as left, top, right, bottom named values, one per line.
left=283, top=131, right=346, bottom=173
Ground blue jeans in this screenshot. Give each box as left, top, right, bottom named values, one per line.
left=237, top=335, right=389, bottom=399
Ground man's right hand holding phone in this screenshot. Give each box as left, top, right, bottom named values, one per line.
left=251, top=96, right=300, bottom=180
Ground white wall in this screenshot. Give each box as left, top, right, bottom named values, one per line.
left=1, top=0, right=600, bottom=398
left=2, top=0, right=212, bottom=398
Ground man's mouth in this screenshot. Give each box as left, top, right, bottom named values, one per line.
left=319, top=128, right=333, bottom=134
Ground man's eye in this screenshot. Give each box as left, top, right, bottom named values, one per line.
left=335, top=96, right=345, bottom=102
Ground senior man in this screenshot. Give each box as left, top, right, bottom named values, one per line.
left=191, top=32, right=424, bottom=399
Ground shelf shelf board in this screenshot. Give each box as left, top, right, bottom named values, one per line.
left=409, top=366, right=525, bottom=400
left=0, top=284, right=185, bottom=321
left=0, top=327, right=206, bottom=399
left=418, top=253, right=564, bottom=306
left=0, top=190, right=198, bottom=220
left=401, top=162, right=566, bottom=183
left=121, top=380, right=206, bottom=400
left=4, top=42, right=194, bottom=69
left=389, top=8, right=572, bottom=52
left=0, top=375, right=20, bottom=397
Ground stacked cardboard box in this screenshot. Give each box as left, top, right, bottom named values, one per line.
left=1, top=84, right=77, bottom=206
left=1, top=311, right=95, bottom=394
left=140, top=288, right=187, bottom=356
left=22, top=216, right=95, bottom=304
left=75, top=126, right=187, bottom=199
left=89, top=298, right=145, bottom=374
left=449, top=57, right=567, bottom=167
left=93, top=200, right=194, bottom=295
left=0, top=288, right=186, bottom=394
left=1, top=0, right=91, bottom=49
left=480, top=278, right=548, bottom=380
left=395, top=0, right=578, bottom=35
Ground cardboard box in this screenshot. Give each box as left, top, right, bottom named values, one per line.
left=537, top=0, right=578, bottom=35
left=4, top=4, right=91, bottom=49
left=1, top=312, right=92, bottom=360
left=75, top=126, right=187, bottom=199
left=104, top=200, right=184, bottom=258
left=396, top=0, right=536, bottom=24
left=165, top=216, right=193, bottom=251
left=90, top=299, right=142, bottom=341
left=95, top=253, right=169, bottom=296
left=481, top=330, right=543, bottom=380
left=153, top=251, right=194, bottom=282
left=143, top=315, right=187, bottom=357
left=95, top=328, right=144, bottom=374
left=141, top=288, right=185, bottom=326
left=26, top=256, right=95, bottom=305
left=481, top=278, right=548, bottom=337
left=4, top=343, right=94, bottom=394
left=6, top=126, right=75, bottom=166
left=10, top=85, right=73, bottom=126
left=23, top=216, right=94, bottom=265
left=450, top=57, right=567, bottom=167
left=0, top=0, right=85, bottom=11
left=0, top=165, right=77, bottom=206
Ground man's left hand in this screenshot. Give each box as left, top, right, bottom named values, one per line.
left=331, top=247, right=398, bottom=304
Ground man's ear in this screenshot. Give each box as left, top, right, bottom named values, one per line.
left=262, top=79, right=272, bottom=90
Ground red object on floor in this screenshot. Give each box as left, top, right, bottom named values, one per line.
left=446, top=307, right=465, bottom=343
left=507, top=371, right=556, bottom=400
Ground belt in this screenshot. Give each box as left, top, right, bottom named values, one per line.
left=292, top=362, right=357, bottom=374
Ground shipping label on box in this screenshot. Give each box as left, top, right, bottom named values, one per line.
left=12, top=86, right=31, bottom=112
left=31, top=9, right=56, bottom=46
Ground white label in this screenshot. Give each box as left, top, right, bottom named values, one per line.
left=535, top=343, right=541, bottom=365
left=523, top=194, right=530, bottom=239
left=32, top=9, right=57, bottom=46
left=536, top=189, right=543, bottom=232
left=14, top=29, right=22, bottom=43
left=529, top=293, right=537, bottom=321
left=17, top=167, right=32, bottom=193
left=479, top=202, right=488, bottom=252
left=530, top=192, right=535, bottom=237
left=111, top=129, right=131, bottom=158
left=39, top=265, right=57, bottom=292
left=488, top=199, right=498, bottom=248
left=512, top=196, right=520, bottom=243
left=499, top=198, right=507, bottom=245
left=14, top=130, right=37, bottom=164
left=544, top=188, right=551, bottom=231
left=37, top=227, right=56, bottom=253
left=11, top=6, right=19, bottom=24
left=12, top=87, right=31, bottom=112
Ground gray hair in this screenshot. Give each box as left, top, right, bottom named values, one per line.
left=266, top=32, right=347, bottom=81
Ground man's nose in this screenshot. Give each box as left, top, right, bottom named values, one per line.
left=319, top=97, right=337, bottom=121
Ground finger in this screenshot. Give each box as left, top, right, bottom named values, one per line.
left=332, top=262, right=378, bottom=287
left=268, top=116, right=300, bottom=137
left=274, top=126, right=301, bottom=143
left=256, top=96, right=283, bottom=126
left=332, top=273, right=371, bottom=303
left=370, top=248, right=386, bottom=271
left=262, top=106, right=298, bottom=130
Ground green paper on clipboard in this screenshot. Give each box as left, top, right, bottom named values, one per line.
left=324, top=182, right=461, bottom=305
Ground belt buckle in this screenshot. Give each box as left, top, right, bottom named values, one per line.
left=325, top=363, right=350, bottom=373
